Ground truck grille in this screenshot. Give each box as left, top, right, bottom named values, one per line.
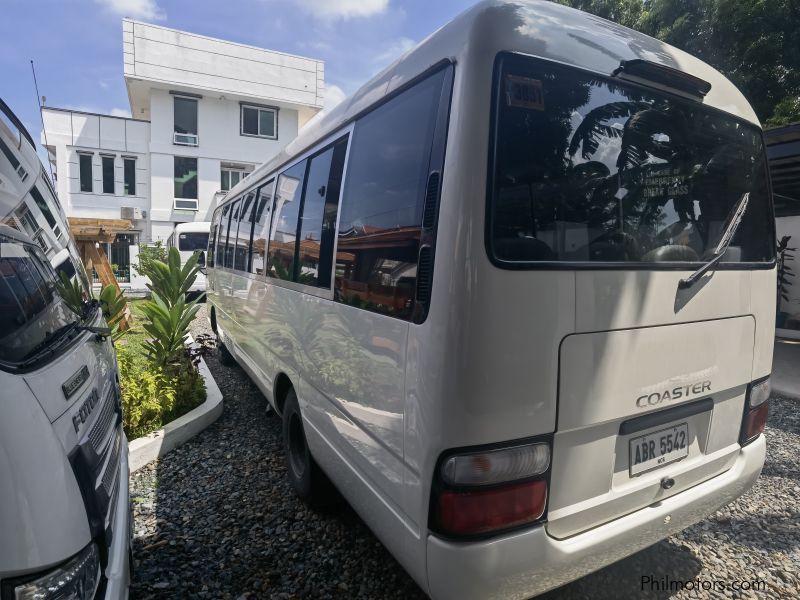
left=101, top=430, right=121, bottom=496
left=88, top=387, right=116, bottom=452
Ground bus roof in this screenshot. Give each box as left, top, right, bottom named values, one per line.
left=174, top=221, right=211, bottom=233
left=224, top=0, right=760, bottom=201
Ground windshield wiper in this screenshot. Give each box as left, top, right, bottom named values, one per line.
left=17, top=321, right=112, bottom=369
left=679, top=192, right=750, bottom=289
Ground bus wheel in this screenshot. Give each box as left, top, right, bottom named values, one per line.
left=282, top=388, right=336, bottom=507
left=218, top=340, right=236, bottom=367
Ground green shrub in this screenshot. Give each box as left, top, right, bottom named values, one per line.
left=146, top=246, right=202, bottom=306
left=132, top=241, right=167, bottom=280
left=117, top=344, right=176, bottom=439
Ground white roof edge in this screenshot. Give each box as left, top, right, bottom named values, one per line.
left=122, top=18, right=324, bottom=66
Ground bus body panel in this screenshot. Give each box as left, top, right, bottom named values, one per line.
left=548, top=316, right=754, bottom=538
left=0, top=375, right=91, bottom=575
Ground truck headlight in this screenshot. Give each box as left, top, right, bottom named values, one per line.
left=12, top=543, right=100, bottom=600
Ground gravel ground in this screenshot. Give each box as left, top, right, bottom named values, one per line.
left=130, top=305, right=800, bottom=599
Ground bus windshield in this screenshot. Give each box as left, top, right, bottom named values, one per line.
left=178, top=231, right=209, bottom=252
left=0, top=230, right=81, bottom=365
left=489, top=55, right=774, bottom=265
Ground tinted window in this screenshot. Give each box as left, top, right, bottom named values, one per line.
left=174, top=97, right=198, bottom=135
left=221, top=201, right=238, bottom=269
left=335, top=70, right=444, bottom=319
left=174, top=157, right=198, bottom=201
left=490, top=55, right=774, bottom=265
left=208, top=209, right=221, bottom=267
left=269, top=160, right=307, bottom=281
left=251, top=181, right=275, bottom=276
left=29, top=186, right=57, bottom=229
left=233, top=193, right=256, bottom=271
left=297, top=137, right=348, bottom=288
left=79, top=154, right=92, bottom=192
left=178, top=232, right=209, bottom=252
left=102, top=156, right=115, bottom=194
left=124, top=158, right=136, bottom=195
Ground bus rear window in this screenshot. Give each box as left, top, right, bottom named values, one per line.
left=178, top=231, right=209, bottom=252
left=489, top=55, right=774, bottom=266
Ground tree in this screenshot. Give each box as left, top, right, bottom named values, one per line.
left=553, top=0, right=800, bottom=126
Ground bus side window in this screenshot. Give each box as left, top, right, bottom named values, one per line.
left=268, top=160, right=308, bottom=281
left=216, top=204, right=230, bottom=268
left=296, top=135, right=349, bottom=288
left=223, top=201, right=238, bottom=269
left=251, top=180, right=275, bottom=276
left=334, top=69, right=445, bottom=320
left=208, top=208, right=221, bottom=267
left=233, top=193, right=255, bottom=272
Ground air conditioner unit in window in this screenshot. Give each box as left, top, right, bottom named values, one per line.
left=121, top=206, right=143, bottom=220
left=174, top=132, right=199, bottom=146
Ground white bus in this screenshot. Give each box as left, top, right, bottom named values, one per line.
left=167, top=221, right=211, bottom=294
left=0, top=97, right=130, bottom=599
left=206, top=2, right=775, bottom=598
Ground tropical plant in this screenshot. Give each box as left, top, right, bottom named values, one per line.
left=132, top=241, right=167, bottom=279
left=147, top=246, right=203, bottom=307
left=99, top=284, right=128, bottom=340
left=56, top=271, right=85, bottom=316
left=777, top=235, right=795, bottom=308
left=117, top=344, right=176, bottom=439
left=140, top=292, right=201, bottom=367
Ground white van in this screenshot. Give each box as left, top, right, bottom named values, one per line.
left=0, top=98, right=130, bottom=599
left=167, top=221, right=211, bottom=294
left=205, top=2, right=775, bottom=598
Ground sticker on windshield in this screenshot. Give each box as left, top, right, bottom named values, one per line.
left=505, top=75, right=544, bottom=111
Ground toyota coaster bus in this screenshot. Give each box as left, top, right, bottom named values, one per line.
left=0, top=97, right=130, bottom=599
left=206, top=2, right=775, bottom=598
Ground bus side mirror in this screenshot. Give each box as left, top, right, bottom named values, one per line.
left=196, top=250, right=206, bottom=267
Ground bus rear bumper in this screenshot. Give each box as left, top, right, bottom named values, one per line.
left=426, top=435, right=765, bottom=600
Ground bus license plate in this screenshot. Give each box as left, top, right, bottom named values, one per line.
left=629, top=423, right=689, bottom=476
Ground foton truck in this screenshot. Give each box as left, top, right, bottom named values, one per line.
left=0, top=97, right=130, bottom=599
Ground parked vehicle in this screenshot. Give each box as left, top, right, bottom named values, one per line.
left=0, top=97, right=130, bottom=599
left=167, top=221, right=210, bottom=294
left=205, top=2, right=775, bottom=598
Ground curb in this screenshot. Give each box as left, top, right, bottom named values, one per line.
left=128, top=335, right=223, bottom=473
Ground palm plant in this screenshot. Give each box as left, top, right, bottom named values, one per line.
left=140, top=292, right=201, bottom=367
left=777, top=235, right=795, bottom=312
left=56, top=271, right=85, bottom=316
left=146, top=246, right=203, bottom=307
left=99, top=284, right=128, bottom=341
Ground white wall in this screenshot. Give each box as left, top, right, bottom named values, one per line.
left=42, top=109, right=150, bottom=225
left=124, top=18, right=324, bottom=117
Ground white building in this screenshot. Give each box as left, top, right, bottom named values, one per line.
left=42, top=18, right=323, bottom=290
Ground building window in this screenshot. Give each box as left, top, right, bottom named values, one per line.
left=79, top=153, right=93, bottom=192
left=221, top=166, right=247, bottom=192
left=174, top=96, right=198, bottom=146
left=102, top=155, right=115, bottom=194
left=174, top=157, right=198, bottom=210
left=241, top=105, right=277, bottom=139
left=124, top=157, right=136, bottom=196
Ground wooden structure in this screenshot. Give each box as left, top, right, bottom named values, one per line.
left=68, top=217, right=133, bottom=330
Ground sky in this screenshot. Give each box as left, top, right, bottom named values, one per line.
left=0, top=0, right=477, bottom=156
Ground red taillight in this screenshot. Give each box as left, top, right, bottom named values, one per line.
left=433, top=479, right=547, bottom=536
left=740, top=400, right=769, bottom=446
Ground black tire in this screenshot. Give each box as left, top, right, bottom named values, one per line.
left=282, top=389, right=336, bottom=507
left=218, top=339, right=237, bottom=367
